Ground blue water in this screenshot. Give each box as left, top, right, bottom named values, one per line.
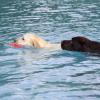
left=0, top=0, right=100, bottom=100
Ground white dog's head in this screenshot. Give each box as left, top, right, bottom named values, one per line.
left=14, top=33, right=51, bottom=48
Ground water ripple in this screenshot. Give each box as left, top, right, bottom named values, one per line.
left=0, top=0, right=100, bottom=100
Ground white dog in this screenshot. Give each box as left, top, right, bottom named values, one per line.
left=14, top=33, right=60, bottom=49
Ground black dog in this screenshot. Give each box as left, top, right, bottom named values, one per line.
left=61, top=36, right=100, bottom=54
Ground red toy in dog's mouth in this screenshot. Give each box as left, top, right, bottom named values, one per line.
left=9, top=42, right=24, bottom=48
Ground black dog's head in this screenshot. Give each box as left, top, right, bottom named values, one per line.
left=61, top=36, right=91, bottom=52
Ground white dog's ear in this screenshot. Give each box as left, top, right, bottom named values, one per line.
left=31, top=39, right=41, bottom=48
left=24, top=33, right=50, bottom=48
left=31, top=36, right=49, bottom=48
left=32, top=38, right=48, bottom=48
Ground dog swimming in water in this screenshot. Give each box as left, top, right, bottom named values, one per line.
left=12, top=33, right=60, bottom=49
left=11, top=33, right=100, bottom=54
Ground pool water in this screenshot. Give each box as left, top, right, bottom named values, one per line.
left=0, top=0, right=100, bottom=100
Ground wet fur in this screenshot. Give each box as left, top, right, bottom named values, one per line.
left=15, top=33, right=60, bottom=49
left=61, top=36, right=100, bottom=54
left=15, top=34, right=100, bottom=54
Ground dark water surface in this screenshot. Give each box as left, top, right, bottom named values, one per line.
left=0, top=0, right=100, bottom=100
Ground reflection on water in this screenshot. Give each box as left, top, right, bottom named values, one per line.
left=0, top=0, right=100, bottom=100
